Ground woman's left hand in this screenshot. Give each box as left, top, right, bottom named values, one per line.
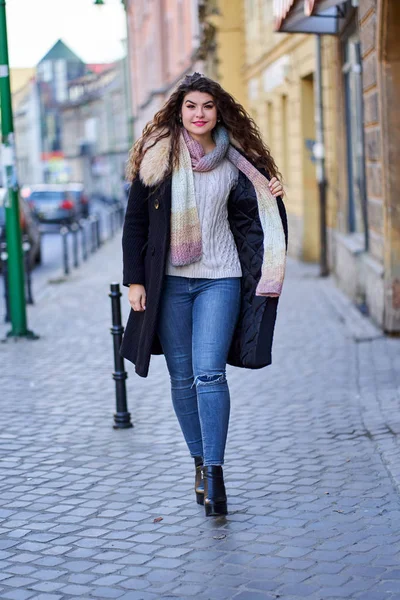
left=269, top=177, right=284, bottom=197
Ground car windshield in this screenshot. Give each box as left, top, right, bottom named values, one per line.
left=30, top=191, right=67, bottom=202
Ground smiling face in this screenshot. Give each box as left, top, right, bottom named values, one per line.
left=180, top=91, right=218, bottom=138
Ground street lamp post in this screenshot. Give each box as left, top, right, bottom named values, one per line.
left=0, top=0, right=36, bottom=337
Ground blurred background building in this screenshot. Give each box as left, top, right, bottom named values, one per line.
left=270, top=0, right=400, bottom=333
left=7, top=0, right=400, bottom=333
left=36, top=40, right=87, bottom=182
left=11, top=69, right=42, bottom=185
left=61, top=59, right=130, bottom=201
left=124, top=0, right=203, bottom=135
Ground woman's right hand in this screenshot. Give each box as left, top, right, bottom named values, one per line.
left=128, top=284, right=146, bottom=311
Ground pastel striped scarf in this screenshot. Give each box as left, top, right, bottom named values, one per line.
left=171, top=127, right=286, bottom=297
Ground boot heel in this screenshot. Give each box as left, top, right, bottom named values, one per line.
left=203, top=465, right=228, bottom=517
left=196, top=491, right=204, bottom=505
left=205, top=500, right=227, bottom=517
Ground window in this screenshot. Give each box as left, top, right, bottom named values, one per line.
left=343, top=32, right=368, bottom=246
left=39, top=61, right=52, bottom=83
left=55, top=60, right=67, bottom=103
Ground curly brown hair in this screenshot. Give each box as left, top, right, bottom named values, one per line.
left=126, top=73, right=280, bottom=181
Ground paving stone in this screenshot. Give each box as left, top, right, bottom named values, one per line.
left=233, top=592, right=275, bottom=600
left=30, top=595, right=62, bottom=600
left=58, top=584, right=93, bottom=595
left=118, top=593, right=157, bottom=600
left=2, top=591, right=36, bottom=600
left=30, top=583, right=65, bottom=593
left=2, top=577, right=38, bottom=588
left=67, top=574, right=97, bottom=584
left=119, top=578, right=150, bottom=591
left=278, top=582, right=320, bottom=596
left=146, top=569, right=180, bottom=583
left=247, top=580, right=280, bottom=591
left=61, top=560, right=97, bottom=572
left=89, top=587, right=126, bottom=598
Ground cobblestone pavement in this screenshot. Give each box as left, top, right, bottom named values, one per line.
left=1, top=235, right=400, bottom=600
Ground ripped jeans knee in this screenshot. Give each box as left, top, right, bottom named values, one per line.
left=194, top=372, right=227, bottom=388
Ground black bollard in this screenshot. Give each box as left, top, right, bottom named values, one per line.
left=60, top=226, right=70, bottom=275
left=79, top=219, right=88, bottom=261
left=95, top=213, right=102, bottom=247
left=109, top=282, right=132, bottom=429
left=92, top=214, right=99, bottom=250
left=90, top=217, right=97, bottom=253
left=0, top=244, right=10, bottom=323
left=109, top=209, right=114, bottom=238
left=22, top=240, right=34, bottom=305
left=71, top=223, right=79, bottom=268
left=115, top=205, right=121, bottom=230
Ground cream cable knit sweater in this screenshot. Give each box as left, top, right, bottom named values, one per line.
left=166, top=159, right=242, bottom=279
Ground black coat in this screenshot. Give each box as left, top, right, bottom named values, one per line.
left=121, top=161, right=288, bottom=378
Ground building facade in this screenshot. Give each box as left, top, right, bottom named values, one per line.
left=200, top=0, right=248, bottom=108
left=125, top=0, right=204, bottom=138
left=12, top=77, right=43, bottom=185
left=243, top=0, right=338, bottom=264
left=121, top=0, right=399, bottom=331
left=36, top=40, right=87, bottom=182
left=11, top=70, right=43, bottom=185
left=61, top=61, right=130, bottom=202
left=274, top=0, right=400, bottom=332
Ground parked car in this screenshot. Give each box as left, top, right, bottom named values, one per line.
left=0, top=188, right=42, bottom=270
left=25, top=184, right=77, bottom=225
left=67, top=183, right=90, bottom=218
left=24, top=183, right=90, bottom=225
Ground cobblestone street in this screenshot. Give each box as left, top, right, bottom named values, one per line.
left=1, top=235, right=400, bottom=600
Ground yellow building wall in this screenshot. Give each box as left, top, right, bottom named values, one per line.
left=207, top=0, right=248, bottom=109
left=242, top=0, right=338, bottom=263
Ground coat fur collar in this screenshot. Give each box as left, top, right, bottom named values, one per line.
left=139, top=130, right=244, bottom=187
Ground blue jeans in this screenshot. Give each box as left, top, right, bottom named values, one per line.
left=157, top=276, right=241, bottom=466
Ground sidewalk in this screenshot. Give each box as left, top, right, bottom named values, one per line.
left=0, top=234, right=400, bottom=600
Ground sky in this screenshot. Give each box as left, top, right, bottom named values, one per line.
left=6, top=0, right=127, bottom=68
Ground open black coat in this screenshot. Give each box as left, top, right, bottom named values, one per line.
left=121, top=153, right=288, bottom=378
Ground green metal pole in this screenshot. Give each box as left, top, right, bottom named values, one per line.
left=0, top=0, right=35, bottom=337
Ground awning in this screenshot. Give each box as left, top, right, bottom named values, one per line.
left=273, top=0, right=350, bottom=35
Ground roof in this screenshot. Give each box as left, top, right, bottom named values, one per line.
left=38, top=39, right=84, bottom=64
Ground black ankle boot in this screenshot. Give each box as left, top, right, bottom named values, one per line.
left=203, top=465, right=228, bottom=516
left=194, top=456, right=204, bottom=505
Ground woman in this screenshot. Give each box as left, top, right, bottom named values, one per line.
left=121, top=72, right=288, bottom=517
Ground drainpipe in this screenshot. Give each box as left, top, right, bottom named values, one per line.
left=313, top=35, right=329, bottom=277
